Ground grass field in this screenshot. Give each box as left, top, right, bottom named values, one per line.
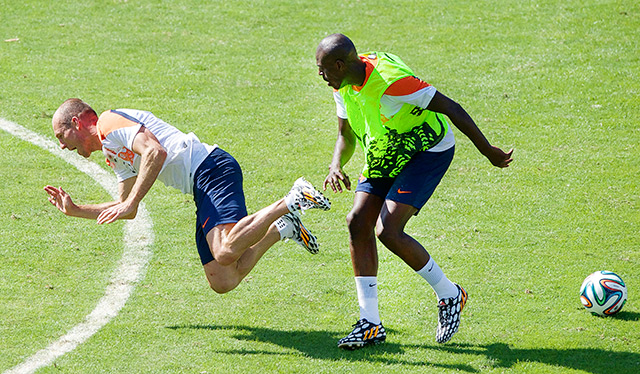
left=1, top=0, right=639, bottom=373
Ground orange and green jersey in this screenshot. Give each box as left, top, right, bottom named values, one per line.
left=334, top=52, right=454, bottom=178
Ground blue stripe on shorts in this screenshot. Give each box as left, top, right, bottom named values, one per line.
left=193, top=147, right=248, bottom=265
left=355, top=147, right=455, bottom=213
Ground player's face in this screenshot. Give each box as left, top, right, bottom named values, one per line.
left=316, top=52, right=345, bottom=90
left=53, top=120, right=92, bottom=158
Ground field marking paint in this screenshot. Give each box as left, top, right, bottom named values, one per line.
left=0, top=118, right=154, bottom=374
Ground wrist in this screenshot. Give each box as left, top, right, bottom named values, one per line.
left=65, top=202, right=80, bottom=217
left=125, top=198, right=140, bottom=210
left=328, top=162, right=341, bottom=170
left=475, top=141, right=493, bottom=156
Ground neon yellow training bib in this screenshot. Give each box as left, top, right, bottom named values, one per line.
left=339, top=52, right=448, bottom=178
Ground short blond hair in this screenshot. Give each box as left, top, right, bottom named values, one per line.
left=53, top=98, right=96, bottom=128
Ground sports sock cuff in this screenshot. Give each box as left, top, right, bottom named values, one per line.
left=355, top=276, right=378, bottom=299
left=416, top=257, right=458, bottom=300
left=355, top=276, right=380, bottom=324
left=417, top=257, right=443, bottom=285
left=274, top=217, right=289, bottom=240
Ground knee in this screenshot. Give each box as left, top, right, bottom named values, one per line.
left=208, top=280, right=236, bottom=294
left=214, top=251, right=235, bottom=267
left=346, top=210, right=375, bottom=238
left=376, top=221, right=402, bottom=246
left=206, top=272, right=239, bottom=294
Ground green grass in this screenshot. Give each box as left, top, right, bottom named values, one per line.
left=1, top=0, right=639, bottom=373
left=0, top=131, right=124, bottom=363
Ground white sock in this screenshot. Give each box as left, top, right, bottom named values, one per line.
left=417, top=257, right=458, bottom=300
left=354, top=276, right=381, bottom=324
left=274, top=217, right=291, bottom=240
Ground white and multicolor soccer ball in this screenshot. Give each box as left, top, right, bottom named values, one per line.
left=580, top=271, right=627, bottom=316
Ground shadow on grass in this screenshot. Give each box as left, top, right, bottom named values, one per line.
left=167, top=324, right=476, bottom=372
left=610, top=310, right=640, bottom=321
left=431, top=343, right=640, bottom=374
left=167, top=324, right=640, bottom=373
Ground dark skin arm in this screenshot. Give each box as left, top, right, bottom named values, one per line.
left=324, top=117, right=357, bottom=192
left=322, top=91, right=512, bottom=194
left=427, top=91, right=513, bottom=168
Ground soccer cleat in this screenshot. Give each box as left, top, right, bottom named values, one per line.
left=285, top=177, right=331, bottom=213
left=435, top=284, right=467, bottom=343
left=338, top=318, right=386, bottom=350
left=277, top=212, right=319, bottom=254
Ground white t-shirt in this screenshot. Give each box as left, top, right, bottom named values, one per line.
left=97, top=109, right=216, bottom=194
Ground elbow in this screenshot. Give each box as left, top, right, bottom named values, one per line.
left=345, top=132, right=357, bottom=147
left=154, top=147, right=167, bottom=164
left=144, top=145, right=167, bottom=164
left=444, top=100, right=464, bottom=117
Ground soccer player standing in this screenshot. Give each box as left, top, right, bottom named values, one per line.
left=45, top=98, right=330, bottom=294
left=315, top=34, right=513, bottom=349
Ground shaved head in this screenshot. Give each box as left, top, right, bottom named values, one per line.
left=315, top=33, right=366, bottom=89
left=316, top=33, right=358, bottom=64
left=52, top=98, right=96, bottom=129
left=51, top=98, right=101, bottom=158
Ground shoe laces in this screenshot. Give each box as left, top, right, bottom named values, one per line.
left=353, top=319, right=366, bottom=328
left=438, top=298, right=454, bottom=320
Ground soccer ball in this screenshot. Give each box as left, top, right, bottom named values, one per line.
left=580, top=271, right=627, bottom=316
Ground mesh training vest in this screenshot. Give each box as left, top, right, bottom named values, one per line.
left=339, top=52, right=449, bottom=178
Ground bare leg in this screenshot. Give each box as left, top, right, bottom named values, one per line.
left=203, top=222, right=281, bottom=293
left=346, top=192, right=385, bottom=276
left=200, top=178, right=328, bottom=293
left=376, top=200, right=430, bottom=271
left=209, top=199, right=289, bottom=266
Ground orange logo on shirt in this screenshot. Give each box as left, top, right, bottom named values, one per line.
left=118, top=148, right=135, bottom=162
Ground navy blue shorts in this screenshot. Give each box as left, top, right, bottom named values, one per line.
left=193, top=148, right=248, bottom=265
left=355, top=147, right=454, bottom=213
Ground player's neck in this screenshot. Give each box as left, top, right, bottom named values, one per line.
left=349, top=61, right=367, bottom=87
left=87, top=125, right=103, bottom=152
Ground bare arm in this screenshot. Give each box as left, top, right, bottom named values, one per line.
left=324, top=117, right=357, bottom=192
left=96, top=127, right=167, bottom=224
left=44, top=177, right=136, bottom=220
left=427, top=91, right=513, bottom=168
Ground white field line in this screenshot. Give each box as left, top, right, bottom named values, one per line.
left=0, top=118, right=154, bottom=374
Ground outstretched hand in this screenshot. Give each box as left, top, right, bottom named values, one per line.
left=44, top=185, right=76, bottom=215
left=323, top=166, right=351, bottom=193
left=486, top=146, right=514, bottom=168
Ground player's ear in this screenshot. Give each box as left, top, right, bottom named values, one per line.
left=74, top=111, right=96, bottom=130
left=71, top=116, right=80, bottom=129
